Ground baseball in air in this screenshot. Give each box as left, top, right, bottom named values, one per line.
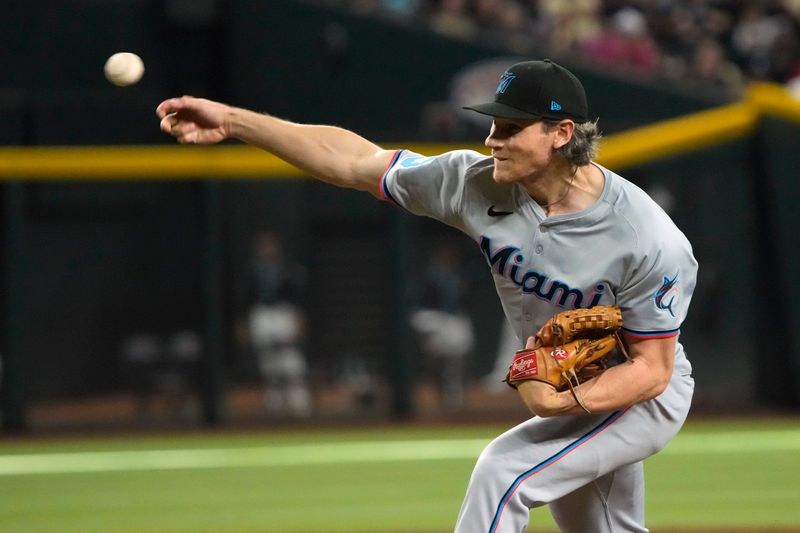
left=104, top=52, right=144, bottom=87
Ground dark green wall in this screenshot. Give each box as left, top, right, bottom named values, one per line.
left=756, top=117, right=800, bottom=406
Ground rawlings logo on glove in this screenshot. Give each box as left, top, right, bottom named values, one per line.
left=510, top=354, right=538, bottom=379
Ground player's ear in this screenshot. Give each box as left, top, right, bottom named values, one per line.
left=552, top=120, right=575, bottom=150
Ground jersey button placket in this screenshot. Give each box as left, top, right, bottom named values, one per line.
left=535, top=223, right=550, bottom=255
left=521, top=226, right=543, bottom=337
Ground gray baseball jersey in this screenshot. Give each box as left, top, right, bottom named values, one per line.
left=380, top=149, right=697, bottom=533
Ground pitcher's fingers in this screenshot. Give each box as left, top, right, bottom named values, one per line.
left=156, top=96, right=194, bottom=118
left=161, top=115, right=196, bottom=141
left=525, top=336, right=536, bottom=349
left=177, top=130, right=200, bottom=144
left=159, top=114, right=178, bottom=134
left=175, top=122, right=202, bottom=144
left=156, top=99, right=179, bottom=119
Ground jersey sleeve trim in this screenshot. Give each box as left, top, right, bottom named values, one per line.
left=622, top=327, right=680, bottom=339
left=379, top=149, right=404, bottom=204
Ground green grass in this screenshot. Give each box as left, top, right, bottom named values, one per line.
left=0, top=418, right=798, bottom=532
left=645, top=418, right=800, bottom=531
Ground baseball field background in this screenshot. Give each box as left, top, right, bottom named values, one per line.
left=1, top=416, right=798, bottom=533
left=3, top=2, right=800, bottom=532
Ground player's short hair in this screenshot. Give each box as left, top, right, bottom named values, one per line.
left=543, top=119, right=601, bottom=166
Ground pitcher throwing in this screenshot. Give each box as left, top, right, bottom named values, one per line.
left=157, top=59, right=697, bottom=532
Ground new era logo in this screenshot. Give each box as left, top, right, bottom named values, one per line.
left=550, top=100, right=561, bottom=111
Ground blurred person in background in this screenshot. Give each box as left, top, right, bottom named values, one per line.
left=428, top=0, right=479, bottom=40
left=650, top=2, right=724, bottom=80
left=470, top=0, right=538, bottom=49
left=409, top=244, right=475, bottom=410
left=537, top=0, right=602, bottom=56
left=728, top=2, right=800, bottom=82
left=582, top=6, right=662, bottom=76
left=689, top=37, right=745, bottom=94
left=490, top=0, right=536, bottom=52
left=243, top=231, right=311, bottom=417
left=766, top=28, right=800, bottom=83
left=328, top=0, right=800, bottom=85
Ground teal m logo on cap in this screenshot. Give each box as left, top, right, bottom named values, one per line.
left=550, top=100, right=562, bottom=111
left=496, top=72, right=516, bottom=94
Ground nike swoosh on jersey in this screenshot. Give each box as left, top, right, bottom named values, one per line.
left=488, top=205, right=514, bottom=217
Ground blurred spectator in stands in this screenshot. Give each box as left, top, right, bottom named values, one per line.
left=471, top=0, right=538, bottom=50
left=244, top=231, right=311, bottom=417
left=119, top=331, right=202, bottom=420
left=349, top=0, right=419, bottom=18
left=689, top=37, right=745, bottom=95
left=472, top=0, right=504, bottom=30
left=700, top=4, right=736, bottom=46
left=382, top=0, right=420, bottom=19
left=731, top=4, right=793, bottom=80
left=119, top=334, right=163, bottom=418
left=652, top=3, right=706, bottom=79
left=582, top=6, right=662, bottom=76
left=767, top=27, right=800, bottom=83
left=409, top=244, right=475, bottom=410
left=538, top=0, right=602, bottom=56
left=429, top=0, right=479, bottom=40
left=164, top=330, right=202, bottom=392
left=494, top=0, right=537, bottom=52
left=320, top=0, right=800, bottom=85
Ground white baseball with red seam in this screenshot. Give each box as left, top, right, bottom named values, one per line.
left=104, top=52, right=144, bottom=87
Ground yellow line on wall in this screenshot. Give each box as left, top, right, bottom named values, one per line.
left=0, top=143, right=491, bottom=181
left=596, top=101, right=758, bottom=169
left=747, top=82, right=800, bottom=123
left=0, top=145, right=305, bottom=180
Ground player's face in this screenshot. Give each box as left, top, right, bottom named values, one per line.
left=485, top=118, right=562, bottom=184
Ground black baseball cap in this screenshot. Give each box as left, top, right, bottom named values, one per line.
left=463, top=59, right=589, bottom=123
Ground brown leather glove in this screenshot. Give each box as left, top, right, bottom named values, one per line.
left=533, top=305, right=622, bottom=348
left=505, top=336, right=618, bottom=391
left=505, top=305, right=627, bottom=413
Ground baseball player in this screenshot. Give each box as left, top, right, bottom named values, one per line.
left=157, top=58, right=697, bottom=532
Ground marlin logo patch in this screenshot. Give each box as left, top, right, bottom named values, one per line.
left=496, top=71, right=516, bottom=94
left=654, top=273, right=679, bottom=317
